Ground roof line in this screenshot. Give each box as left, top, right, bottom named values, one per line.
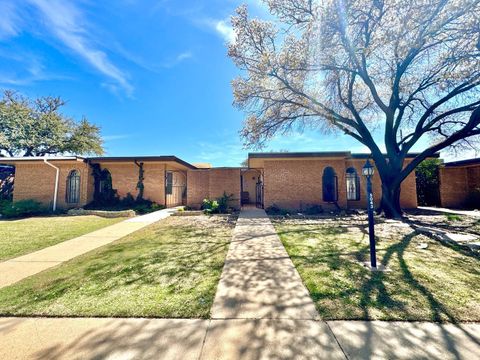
left=88, top=156, right=197, bottom=169
left=0, top=156, right=85, bottom=162
left=444, top=157, right=480, bottom=167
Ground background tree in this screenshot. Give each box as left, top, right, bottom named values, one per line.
left=0, top=90, right=104, bottom=157
left=229, top=0, right=480, bottom=218
left=415, top=158, right=442, bottom=206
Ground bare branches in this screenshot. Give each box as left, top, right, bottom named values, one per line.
left=230, top=0, right=480, bottom=166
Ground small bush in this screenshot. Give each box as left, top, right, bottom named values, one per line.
left=202, top=199, right=219, bottom=214
left=85, top=194, right=164, bottom=215
left=202, top=192, right=234, bottom=214
left=304, top=204, right=324, bottom=215
left=445, top=214, right=463, bottom=222
left=265, top=204, right=290, bottom=216
left=0, top=199, right=45, bottom=218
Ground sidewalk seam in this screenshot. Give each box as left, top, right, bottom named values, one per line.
left=326, top=321, right=349, bottom=360
left=197, top=319, right=211, bottom=360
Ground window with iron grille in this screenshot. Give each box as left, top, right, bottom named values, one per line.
left=322, top=167, right=338, bottom=202
left=165, top=172, right=173, bottom=195
left=66, top=170, right=81, bottom=203
left=346, top=167, right=360, bottom=201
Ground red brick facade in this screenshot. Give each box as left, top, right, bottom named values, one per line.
left=2, top=152, right=433, bottom=212
left=186, top=168, right=241, bottom=209
left=439, top=161, right=480, bottom=208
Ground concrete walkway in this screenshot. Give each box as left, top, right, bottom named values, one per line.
left=419, top=206, right=480, bottom=218
left=0, top=207, right=178, bottom=288
left=1, top=317, right=478, bottom=360
left=1, top=207, right=479, bottom=359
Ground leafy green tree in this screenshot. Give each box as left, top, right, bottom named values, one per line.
left=0, top=90, right=104, bottom=157
left=415, top=159, right=442, bottom=206
left=229, top=0, right=480, bottom=218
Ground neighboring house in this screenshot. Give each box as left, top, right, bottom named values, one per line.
left=439, top=158, right=480, bottom=208
left=0, top=151, right=432, bottom=211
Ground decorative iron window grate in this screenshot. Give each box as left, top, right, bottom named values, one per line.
left=346, top=167, right=360, bottom=201
left=66, top=170, right=81, bottom=203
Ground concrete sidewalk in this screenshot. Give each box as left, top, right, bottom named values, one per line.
left=1, top=315, right=478, bottom=359
left=419, top=206, right=480, bottom=218
left=1, top=207, right=479, bottom=359
left=0, top=207, right=178, bottom=288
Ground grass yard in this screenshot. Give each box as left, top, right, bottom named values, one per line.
left=273, top=216, right=480, bottom=322
left=0, top=215, right=235, bottom=318
left=0, top=215, right=126, bottom=261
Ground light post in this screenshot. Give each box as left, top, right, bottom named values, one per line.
left=362, top=159, right=377, bottom=269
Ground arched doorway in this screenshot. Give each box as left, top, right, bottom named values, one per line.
left=322, top=167, right=338, bottom=202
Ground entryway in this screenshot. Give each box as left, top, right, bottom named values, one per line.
left=240, top=168, right=263, bottom=208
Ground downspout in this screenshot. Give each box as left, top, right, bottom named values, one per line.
left=43, top=158, right=59, bottom=212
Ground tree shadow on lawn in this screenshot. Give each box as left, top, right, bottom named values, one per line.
left=280, top=224, right=479, bottom=316
left=0, top=224, right=232, bottom=318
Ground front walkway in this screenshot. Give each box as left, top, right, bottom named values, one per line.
left=419, top=206, right=480, bottom=218
left=0, top=207, right=178, bottom=288
left=0, top=207, right=479, bottom=359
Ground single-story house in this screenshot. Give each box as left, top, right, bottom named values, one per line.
left=0, top=151, right=430, bottom=211
left=439, top=158, right=480, bottom=208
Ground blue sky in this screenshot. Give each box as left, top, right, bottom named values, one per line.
left=0, top=0, right=474, bottom=166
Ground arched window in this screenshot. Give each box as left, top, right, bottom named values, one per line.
left=66, top=170, right=81, bottom=203
left=99, top=169, right=112, bottom=194
left=346, top=167, right=360, bottom=201
left=322, top=167, right=338, bottom=202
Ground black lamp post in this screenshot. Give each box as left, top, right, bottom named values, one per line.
left=362, top=159, right=377, bottom=269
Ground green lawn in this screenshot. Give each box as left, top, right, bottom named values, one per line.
left=0, top=215, right=126, bottom=261
left=0, top=215, right=235, bottom=318
left=273, top=217, right=480, bottom=322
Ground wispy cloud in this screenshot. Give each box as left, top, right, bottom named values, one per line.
left=214, top=19, right=235, bottom=43
left=0, top=50, right=71, bottom=85
left=197, top=17, right=235, bottom=44
left=28, top=0, right=133, bottom=96
left=0, top=1, right=21, bottom=39
left=103, top=134, right=132, bottom=141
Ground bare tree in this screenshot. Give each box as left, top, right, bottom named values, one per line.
left=229, top=0, right=480, bottom=218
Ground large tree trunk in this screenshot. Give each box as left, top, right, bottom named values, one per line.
left=380, top=183, right=402, bottom=219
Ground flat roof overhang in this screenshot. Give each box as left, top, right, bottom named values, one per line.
left=248, top=151, right=440, bottom=168
left=0, top=156, right=86, bottom=164
left=88, top=156, right=197, bottom=170
left=444, top=157, right=480, bottom=168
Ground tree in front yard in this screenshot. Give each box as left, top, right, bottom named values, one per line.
left=0, top=90, right=104, bottom=157
left=229, top=0, right=480, bottom=218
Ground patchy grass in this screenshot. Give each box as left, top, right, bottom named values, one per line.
left=0, top=215, right=235, bottom=318
left=273, top=217, right=480, bottom=322
left=0, top=215, right=126, bottom=261
left=445, top=214, right=463, bottom=222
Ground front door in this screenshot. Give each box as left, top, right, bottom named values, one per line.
left=165, top=171, right=186, bottom=207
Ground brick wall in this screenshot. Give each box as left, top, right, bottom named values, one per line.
left=143, top=163, right=166, bottom=204
left=96, top=162, right=167, bottom=205
left=186, top=168, right=241, bottom=209
left=263, top=159, right=348, bottom=210
left=262, top=158, right=417, bottom=211
left=12, top=161, right=91, bottom=209
left=440, top=164, right=480, bottom=208
left=344, top=159, right=418, bottom=209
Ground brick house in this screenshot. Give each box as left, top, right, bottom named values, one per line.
left=1, top=151, right=425, bottom=211
left=439, top=158, right=480, bottom=208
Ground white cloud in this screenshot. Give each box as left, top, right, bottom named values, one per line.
left=28, top=0, right=133, bottom=96
left=214, top=19, right=235, bottom=43
left=103, top=134, right=132, bottom=141
left=0, top=1, right=21, bottom=39
left=197, top=17, right=235, bottom=44
left=176, top=51, right=193, bottom=62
